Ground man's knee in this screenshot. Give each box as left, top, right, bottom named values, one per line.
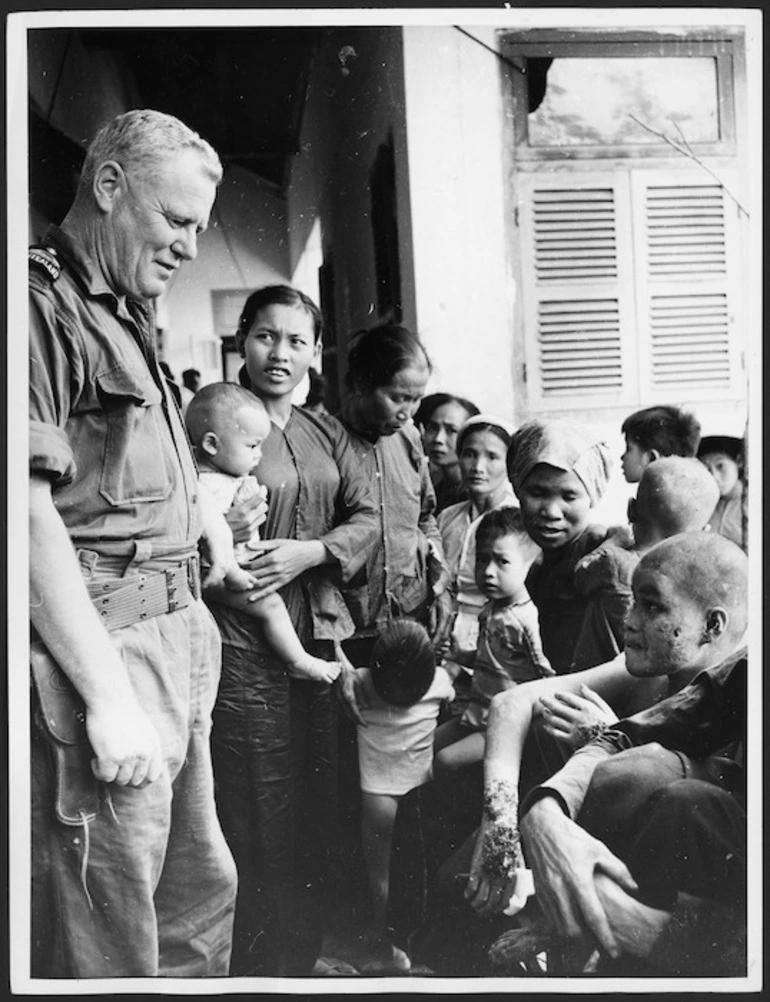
left=578, top=744, right=687, bottom=847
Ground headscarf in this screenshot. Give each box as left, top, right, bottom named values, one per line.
left=456, top=413, right=516, bottom=455
left=507, top=418, right=613, bottom=506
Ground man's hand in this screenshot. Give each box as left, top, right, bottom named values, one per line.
left=86, top=697, right=164, bottom=787
left=333, top=640, right=366, bottom=725
left=520, top=796, right=638, bottom=958
left=243, top=539, right=327, bottom=600
left=539, top=684, right=618, bottom=751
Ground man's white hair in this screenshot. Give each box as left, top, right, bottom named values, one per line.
left=78, top=108, right=222, bottom=192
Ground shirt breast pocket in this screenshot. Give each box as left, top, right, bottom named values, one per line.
left=96, top=366, right=175, bottom=505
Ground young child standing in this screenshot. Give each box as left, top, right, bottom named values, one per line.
left=355, top=619, right=454, bottom=973
left=432, top=507, right=554, bottom=775
left=186, top=382, right=340, bottom=683
left=620, top=404, right=701, bottom=483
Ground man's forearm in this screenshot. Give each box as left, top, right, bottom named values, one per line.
left=30, top=476, right=135, bottom=707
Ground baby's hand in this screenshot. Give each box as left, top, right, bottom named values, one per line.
left=288, top=655, right=341, bottom=684
left=224, top=565, right=258, bottom=592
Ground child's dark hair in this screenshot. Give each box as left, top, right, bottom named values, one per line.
left=621, top=405, right=701, bottom=457
left=476, top=506, right=540, bottom=561
left=369, top=619, right=436, bottom=707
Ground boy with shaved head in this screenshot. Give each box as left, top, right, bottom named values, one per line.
left=570, top=456, right=719, bottom=671
left=515, top=532, right=748, bottom=975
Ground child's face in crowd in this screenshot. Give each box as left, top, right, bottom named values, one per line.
left=213, top=404, right=270, bottom=477
left=517, top=464, right=592, bottom=550
left=423, top=401, right=471, bottom=469
left=699, top=450, right=741, bottom=499
left=475, top=533, right=530, bottom=603
left=459, top=430, right=509, bottom=500
left=621, top=437, right=653, bottom=483
left=624, top=560, right=711, bottom=679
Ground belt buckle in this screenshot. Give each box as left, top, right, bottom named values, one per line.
left=187, top=553, right=201, bottom=601
left=164, top=567, right=182, bottom=613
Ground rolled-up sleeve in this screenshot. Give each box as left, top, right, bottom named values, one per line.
left=29, top=288, right=81, bottom=485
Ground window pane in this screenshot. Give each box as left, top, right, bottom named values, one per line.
left=528, top=57, right=720, bottom=147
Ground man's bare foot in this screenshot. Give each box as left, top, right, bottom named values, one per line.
left=287, top=656, right=341, bottom=683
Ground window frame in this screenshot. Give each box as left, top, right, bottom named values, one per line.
left=500, top=31, right=738, bottom=162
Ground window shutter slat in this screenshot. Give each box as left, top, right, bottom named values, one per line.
left=519, top=175, right=635, bottom=406
left=635, top=178, right=737, bottom=395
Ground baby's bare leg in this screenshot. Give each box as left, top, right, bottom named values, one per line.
left=433, top=729, right=486, bottom=778
left=245, top=592, right=340, bottom=682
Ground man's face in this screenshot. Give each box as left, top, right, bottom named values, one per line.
left=105, top=149, right=216, bottom=300
left=624, top=559, right=709, bottom=679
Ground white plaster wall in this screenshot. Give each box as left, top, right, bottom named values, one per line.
left=401, top=26, right=514, bottom=420
left=161, top=163, right=290, bottom=384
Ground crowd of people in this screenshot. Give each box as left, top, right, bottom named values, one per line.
left=28, top=108, right=750, bottom=981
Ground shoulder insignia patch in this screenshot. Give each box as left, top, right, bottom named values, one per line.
left=29, top=246, right=61, bottom=282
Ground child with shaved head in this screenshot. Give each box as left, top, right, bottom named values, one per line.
left=571, top=456, right=720, bottom=672
left=415, top=531, right=747, bottom=977
left=187, top=382, right=340, bottom=683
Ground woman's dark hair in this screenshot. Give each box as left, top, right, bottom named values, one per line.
left=456, top=420, right=512, bottom=456
left=344, top=323, right=431, bottom=393
left=236, top=285, right=324, bottom=352
left=305, top=368, right=328, bottom=408
left=413, top=392, right=480, bottom=431
left=369, top=619, right=436, bottom=707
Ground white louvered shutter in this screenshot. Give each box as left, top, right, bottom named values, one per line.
left=630, top=171, right=743, bottom=401
left=517, top=173, right=638, bottom=409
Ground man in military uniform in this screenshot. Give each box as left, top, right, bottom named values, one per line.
left=29, top=109, right=239, bottom=977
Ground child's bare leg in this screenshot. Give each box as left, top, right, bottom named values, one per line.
left=433, top=730, right=486, bottom=778
left=360, top=792, right=411, bottom=973
left=244, top=592, right=340, bottom=682
left=433, top=716, right=471, bottom=753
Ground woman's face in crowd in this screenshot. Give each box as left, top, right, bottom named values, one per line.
left=241, top=303, right=320, bottom=400
left=623, top=560, right=710, bottom=679
left=422, top=402, right=472, bottom=469
left=516, top=464, right=592, bottom=550
left=699, top=451, right=741, bottom=499
left=459, top=430, right=509, bottom=502
left=358, top=362, right=429, bottom=437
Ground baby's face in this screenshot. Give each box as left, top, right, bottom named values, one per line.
left=621, top=437, right=652, bottom=483
left=699, top=450, right=741, bottom=499
left=623, top=560, right=708, bottom=679
left=214, top=404, right=271, bottom=477
left=474, top=533, right=530, bottom=602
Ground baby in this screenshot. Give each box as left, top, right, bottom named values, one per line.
left=432, top=507, right=553, bottom=775
left=355, top=619, right=454, bottom=973
left=186, top=382, right=339, bottom=683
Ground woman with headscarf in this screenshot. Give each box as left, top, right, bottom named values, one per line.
left=507, top=417, right=618, bottom=673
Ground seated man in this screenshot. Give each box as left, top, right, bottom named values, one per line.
left=518, top=534, right=748, bottom=976
left=410, top=531, right=747, bottom=975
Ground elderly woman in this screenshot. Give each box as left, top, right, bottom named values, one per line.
left=415, top=393, right=480, bottom=513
